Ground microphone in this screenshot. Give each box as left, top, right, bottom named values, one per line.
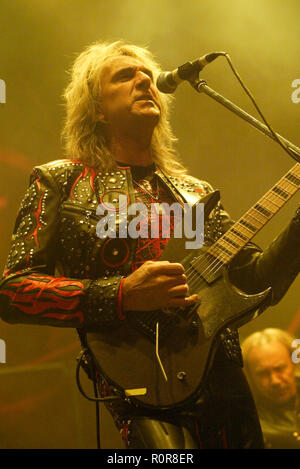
left=156, top=52, right=224, bottom=93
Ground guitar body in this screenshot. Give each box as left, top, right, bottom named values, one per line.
left=87, top=242, right=272, bottom=410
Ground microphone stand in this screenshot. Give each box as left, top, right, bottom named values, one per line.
left=189, top=78, right=300, bottom=163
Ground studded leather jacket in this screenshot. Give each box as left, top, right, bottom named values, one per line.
left=0, top=159, right=299, bottom=365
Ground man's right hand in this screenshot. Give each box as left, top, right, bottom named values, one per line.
left=122, top=260, right=199, bottom=312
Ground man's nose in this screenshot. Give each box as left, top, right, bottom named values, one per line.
left=270, top=372, right=281, bottom=386
left=135, top=71, right=152, bottom=89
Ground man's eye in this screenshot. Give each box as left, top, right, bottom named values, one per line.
left=118, top=71, right=133, bottom=81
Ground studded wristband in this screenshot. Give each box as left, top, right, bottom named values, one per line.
left=82, top=275, right=123, bottom=326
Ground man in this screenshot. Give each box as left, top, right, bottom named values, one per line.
left=0, top=40, right=299, bottom=449
left=242, top=328, right=300, bottom=449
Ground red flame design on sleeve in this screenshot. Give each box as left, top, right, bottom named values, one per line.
left=1, top=274, right=85, bottom=323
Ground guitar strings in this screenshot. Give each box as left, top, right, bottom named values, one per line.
left=182, top=172, right=299, bottom=296
left=181, top=164, right=299, bottom=287
left=186, top=176, right=295, bottom=287
left=185, top=177, right=298, bottom=293
left=191, top=169, right=299, bottom=281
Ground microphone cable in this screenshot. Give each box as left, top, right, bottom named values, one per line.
left=208, top=53, right=299, bottom=163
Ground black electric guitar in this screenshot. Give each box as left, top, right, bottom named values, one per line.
left=87, top=163, right=300, bottom=410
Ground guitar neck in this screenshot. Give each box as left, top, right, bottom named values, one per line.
left=208, top=162, right=300, bottom=265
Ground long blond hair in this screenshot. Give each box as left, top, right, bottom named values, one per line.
left=61, top=40, right=187, bottom=175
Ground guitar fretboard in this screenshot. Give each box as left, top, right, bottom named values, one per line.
left=208, top=162, right=300, bottom=265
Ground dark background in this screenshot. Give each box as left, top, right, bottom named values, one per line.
left=0, top=0, right=299, bottom=448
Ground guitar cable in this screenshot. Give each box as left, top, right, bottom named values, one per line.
left=76, top=349, right=101, bottom=449
left=75, top=330, right=122, bottom=450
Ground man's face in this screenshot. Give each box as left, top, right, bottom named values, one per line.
left=98, top=55, right=161, bottom=132
left=247, top=341, right=297, bottom=405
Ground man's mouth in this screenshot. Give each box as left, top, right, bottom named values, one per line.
left=271, top=387, right=287, bottom=397
left=134, top=94, right=160, bottom=112
left=136, top=94, right=155, bottom=103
